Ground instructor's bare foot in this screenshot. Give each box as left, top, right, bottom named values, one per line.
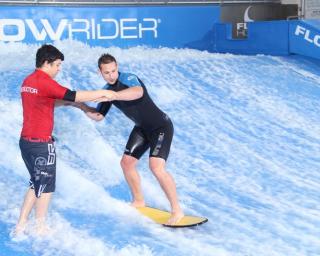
left=166, top=211, right=184, bottom=226
left=12, top=222, right=27, bottom=236
left=35, top=219, right=53, bottom=236
left=10, top=222, right=28, bottom=241
left=36, top=225, right=52, bottom=236
left=130, top=200, right=145, bottom=208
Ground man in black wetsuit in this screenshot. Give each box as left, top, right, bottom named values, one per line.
left=81, top=54, right=184, bottom=225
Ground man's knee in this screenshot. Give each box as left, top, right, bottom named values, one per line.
left=120, top=155, right=137, bottom=171
left=149, top=161, right=165, bottom=176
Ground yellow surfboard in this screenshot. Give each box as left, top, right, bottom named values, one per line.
left=137, top=206, right=208, bottom=228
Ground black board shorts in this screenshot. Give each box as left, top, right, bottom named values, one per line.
left=124, top=118, right=174, bottom=161
left=19, top=137, right=56, bottom=198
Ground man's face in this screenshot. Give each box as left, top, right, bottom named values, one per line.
left=45, top=59, right=62, bottom=78
left=99, top=62, right=119, bottom=85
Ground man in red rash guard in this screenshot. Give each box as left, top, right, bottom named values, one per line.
left=15, top=44, right=114, bottom=236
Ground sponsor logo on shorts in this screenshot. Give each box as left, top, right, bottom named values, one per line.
left=152, top=132, right=164, bottom=156
left=47, top=144, right=56, bottom=165
left=40, top=171, right=52, bottom=177
left=37, top=184, right=47, bottom=198
left=35, top=156, right=47, bottom=167
left=34, top=156, right=47, bottom=181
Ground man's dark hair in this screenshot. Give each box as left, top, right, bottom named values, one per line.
left=36, top=44, right=64, bottom=68
left=98, top=53, right=117, bottom=69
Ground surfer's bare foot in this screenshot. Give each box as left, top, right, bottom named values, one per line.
left=166, top=211, right=184, bottom=226
left=131, top=200, right=145, bottom=208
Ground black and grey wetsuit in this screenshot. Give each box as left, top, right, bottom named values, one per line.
left=97, top=72, right=173, bottom=160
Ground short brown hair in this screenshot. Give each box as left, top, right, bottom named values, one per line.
left=98, top=54, right=117, bottom=69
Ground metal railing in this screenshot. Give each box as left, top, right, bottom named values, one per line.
left=0, top=0, right=282, bottom=6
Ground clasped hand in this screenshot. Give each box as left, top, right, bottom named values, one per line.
left=95, top=90, right=117, bottom=102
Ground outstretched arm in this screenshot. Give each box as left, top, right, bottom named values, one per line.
left=55, top=100, right=93, bottom=111
left=75, top=90, right=116, bottom=102
left=115, top=86, right=143, bottom=101
left=60, top=89, right=119, bottom=103
left=95, top=86, right=143, bottom=102
left=57, top=89, right=113, bottom=121
left=55, top=99, right=104, bottom=121
left=74, top=102, right=105, bottom=121
left=55, top=99, right=73, bottom=107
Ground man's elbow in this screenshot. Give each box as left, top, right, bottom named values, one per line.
left=96, top=114, right=105, bottom=121
left=137, top=87, right=144, bottom=99
left=92, top=113, right=105, bottom=121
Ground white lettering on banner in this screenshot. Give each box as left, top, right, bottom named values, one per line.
left=121, top=18, right=138, bottom=39
left=91, top=19, right=96, bottom=40
left=0, top=18, right=159, bottom=42
left=26, top=19, right=68, bottom=41
left=68, top=19, right=90, bottom=40
left=295, top=25, right=320, bottom=47
left=0, top=19, right=25, bottom=41
left=97, top=19, right=119, bottom=39
left=139, top=18, right=158, bottom=38
left=237, top=23, right=247, bottom=30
